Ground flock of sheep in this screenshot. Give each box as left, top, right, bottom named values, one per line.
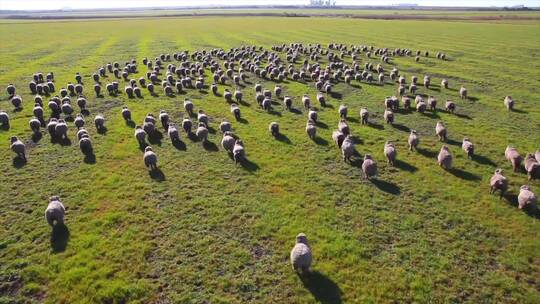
left=2, top=42, right=539, bottom=273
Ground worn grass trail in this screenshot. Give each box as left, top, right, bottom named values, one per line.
left=0, top=17, right=539, bottom=303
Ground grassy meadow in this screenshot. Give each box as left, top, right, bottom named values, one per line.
left=0, top=15, right=539, bottom=303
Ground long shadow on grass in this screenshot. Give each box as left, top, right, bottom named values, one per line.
left=149, top=168, right=166, bottom=182
left=371, top=178, right=401, bottom=195
left=299, top=271, right=342, bottom=304
left=275, top=133, right=292, bottom=144
left=172, top=138, right=187, bottom=151
left=395, top=159, right=418, bottom=172
left=51, top=223, right=70, bottom=253
left=240, top=158, right=260, bottom=172
left=83, top=152, right=96, bottom=164
left=512, top=108, right=528, bottom=114
left=12, top=156, right=26, bottom=168
left=449, top=168, right=481, bottom=181
left=314, top=136, right=329, bottom=146
left=203, top=141, right=219, bottom=152
left=368, top=122, right=384, bottom=130
left=392, top=123, right=410, bottom=133
left=472, top=154, right=497, bottom=167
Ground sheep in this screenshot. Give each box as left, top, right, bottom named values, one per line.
left=517, top=185, right=537, bottom=209
left=0, top=111, right=9, bottom=128
left=360, top=108, right=369, bottom=125
left=55, top=119, right=68, bottom=140
left=283, top=96, right=293, bottom=111
left=416, top=100, right=426, bottom=113
left=302, top=95, right=311, bottom=109
left=290, top=233, right=312, bottom=273
left=74, top=114, right=85, bottom=129
left=79, top=133, right=93, bottom=154
left=143, top=121, right=155, bottom=136
left=308, top=109, right=318, bottom=123
left=196, top=123, right=209, bottom=142
left=489, top=169, right=508, bottom=198
left=121, top=106, right=131, bottom=122
left=94, top=84, right=101, bottom=97
left=197, top=110, right=209, bottom=127
left=441, top=79, right=449, bottom=89
left=338, top=104, right=348, bottom=119
left=332, top=130, right=345, bottom=148
left=233, top=140, right=245, bottom=164
left=180, top=99, right=194, bottom=117
left=536, top=149, right=540, bottom=163
left=341, top=135, right=355, bottom=162
left=254, top=83, right=262, bottom=93
left=504, top=96, right=514, bottom=111
left=462, top=137, right=474, bottom=159
left=524, top=154, right=540, bottom=181
left=77, top=128, right=89, bottom=141
left=125, top=86, right=134, bottom=98
left=159, top=110, right=169, bottom=130
left=168, top=123, right=180, bottom=142
left=221, top=131, right=236, bottom=152
left=6, top=84, right=16, bottom=97
left=269, top=122, right=279, bottom=137
left=435, top=121, right=447, bottom=142
left=338, top=119, right=350, bottom=136
left=306, top=120, right=317, bottom=140
left=437, top=145, right=453, bottom=170
left=505, top=146, right=522, bottom=172
left=11, top=95, right=22, bottom=110
left=274, top=85, right=282, bottom=97
left=460, top=87, right=468, bottom=100
left=10, top=136, right=26, bottom=161
left=134, top=126, right=147, bottom=146
left=384, top=141, right=397, bottom=166
left=45, top=196, right=65, bottom=226
left=384, top=109, right=394, bottom=124
left=427, top=96, right=437, bottom=111
left=234, top=89, right=243, bottom=103
left=47, top=118, right=58, bottom=137
left=231, top=103, right=241, bottom=120
left=143, top=146, right=158, bottom=170
left=182, top=118, right=193, bottom=134
left=94, top=114, right=105, bottom=132
left=316, top=92, right=326, bottom=107
left=445, top=101, right=456, bottom=113
left=408, top=130, right=419, bottom=151
left=76, top=97, right=87, bottom=111
left=362, top=154, right=378, bottom=179
left=262, top=98, right=271, bottom=111
left=423, top=75, right=431, bottom=88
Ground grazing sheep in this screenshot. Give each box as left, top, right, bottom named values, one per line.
left=517, top=185, right=537, bottom=209
left=360, top=108, right=369, bottom=125
left=134, top=126, right=147, bottom=145
left=74, top=114, right=85, bottom=129
left=290, top=233, right=312, bottom=273
left=489, top=169, right=508, bottom=198
left=437, top=145, right=453, bottom=170
left=269, top=122, right=279, bottom=137
left=182, top=118, right=193, bottom=134
left=143, top=146, right=158, bottom=170
left=231, top=103, right=241, bottom=120
left=0, top=111, right=9, bottom=128
left=306, top=120, right=317, bottom=140
left=121, top=106, right=131, bottom=122
left=505, top=146, right=522, bottom=173
left=435, top=121, right=447, bottom=142
left=524, top=154, right=540, bottom=181
left=94, top=114, right=105, bottom=131
left=47, top=118, right=58, bottom=137
left=384, top=109, right=394, bottom=124
left=339, top=104, right=348, bottom=119
left=384, top=141, right=397, bottom=166
left=460, top=86, right=468, bottom=100
left=462, top=137, right=474, bottom=159
left=10, top=136, right=26, bottom=161
left=283, top=96, right=293, bottom=110
left=45, top=196, right=65, bottom=226
left=196, top=123, right=209, bottom=142
left=221, top=131, right=236, bottom=152
left=332, top=130, right=345, bottom=148
left=408, top=130, right=419, bottom=151
left=197, top=111, right=208, bottom=127
left=504, top=96, right=514, bottom=111
left=362, top=154, right=378, bottom=179
left=441, top=79, right=449, bottom=89
left=55, top=119, right=68, bottom=140
left=341, top=135, right=355, bottom=162
left=168, top=123, right=180, bottom=142
left=11, top=95, right=22, bottom=110
left=79, top=133, right=93, bottom=154
left=427, top=96, right=437, bottom=111
left=445, top=101, right=456, bottom=113
left=233, top=140, right=245, bottom=164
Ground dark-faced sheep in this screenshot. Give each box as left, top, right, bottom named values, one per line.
left=489, top=169, right=508, bottom=198
left=438, top=145, right=453, bottom=170
left=221, top=132, right=235, bottom=152
left=518, top=185, right=537, bottom=209
left=45, top=196, right=65, bottom=226
left=306, top=120, right=317, bottom=140
left=6, top=84, right=16, bottom=97
left=94, top=114, right=105, bottom=132
left=332, top=130, right=345, bottom=148
left=308, top=109, right=318, bottom=123
left=384, top=141, right=397, bottom=166
left=0, top=111, right=10, bottom=129
left=524, top=154, right=540, bottom=180
left=290, top=233, right=312, bottom=274
left=462, top=137, right=474, bottom=159
left=505, top=146, right=522, bottom=173
left=10, top=136, right=26, bottom=161
left=143, top=146, right=158, bottom=170
left=362, top=154, right=378, bottom=179
left=435, top=121, right=447, bottom=142
left=360, top=108, right=369, bottom=125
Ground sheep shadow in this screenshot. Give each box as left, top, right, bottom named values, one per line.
left=59, top=137, right=72, bottom=146
left=395, top=159, right=418, bottom=172
left=83, top=152, right=96, bottom=164
left=237, top=117, right=249, bottom=124
left=368, top=122, right=384, bottom=130
left=350, top=84, right=362, bottom=89
left=126, top=120, right=136, bottom=128
left=268, top=109, right=282, bottom=116
left=468, top=96, right=479, bottom=102
left=472, top=154, right=497, bottom=167
left=371, top=178, right=401, bottom=195
left=172, top=139, right=186, bottom=151
left=350, top=136, right=364, bottom=145
left=0, top=124, right=10, bottom=131
left=148, top=131, right=163, bottom=146
left=290, top=108, right=303, bottom=115
left=240, top=158, right=260, bottom=172
left=96, top=126, right=108, bottom=135
left=203, top=140, right=219, bottom=152
left=315, top=121, right=328, bottom=129
left=392, top=123, right=410, bottom=133
left=314, top=136, right=329, bottom=146
left=346, top=117, right=359, bottom=123
left=51, top=223, right=70, bottom=253
left=187, top=132, right=199, bottom=142
left=149, top=168, right=166, bottom=182
left=31, top=132, right=43, bottom=143
left=511, top=108, right=528, bottom=114
left=299, top=271, right=342, bottom=304
left=329, top=92, right=342, bottom=100
left=12, top=156, right=27, bottom=168
left=322, top=104, right=334, bottom=109
left=446, top=139, right=461, bottom=147
left=81, top=109, right=90, bottom=116
left=275, top=133, right=292, bottom=144
left=449, top=168, right=481, bottom=181
left=417, top=148, right=438, bottom=158
left=421, top=111, right=440, bottom=119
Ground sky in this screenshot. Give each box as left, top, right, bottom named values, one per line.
left=0, top=0, right=537, bottom=10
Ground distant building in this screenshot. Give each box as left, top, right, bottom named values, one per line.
left=392, top=3, right=419, bottom=7
left=309, top=0, right=337, bottom=7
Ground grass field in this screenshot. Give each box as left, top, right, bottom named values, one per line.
left=0, top=15, right=539, bottom=304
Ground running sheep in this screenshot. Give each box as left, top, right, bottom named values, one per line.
left=462, top=137, right=474, bottom=159
left=10, top=136, right=26, bottom=161
left=408, top=130, right=419, bottom=151
left=517, top=185, right=537, bottom=209
left=489, top=169, right=508, bottom=199
left=435, top=121, right=447, bottom=142
left=362, top=154, right=378, bottom=179
left=505, top=146, right=522, bottom=173
left=45, top=196, right=65, bottom=226
left=384, top=141, right=397, bottom=166
left=290, top=233, right=312, bottom=274
left=437, top=145, right=453, bottom=170
left=143, top=146, right=158, bottom=170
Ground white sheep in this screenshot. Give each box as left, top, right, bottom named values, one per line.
left=518, top=185, right=537, bottom=209
left=362, top=154, right=377, bottom=179
left=10, top=136, right=26, bottom=161
left=384, top=141, right=397, bottom=166
left=290, top=233, right=312, bottom=273
left=143, top=146, right=158, bottom=170
left=438, top=145, right=453, bottom=170
left=341, top=135, right=355, bottom=162
left=45, top=196, right=65, bottom=226
left=408, top=130, right=419, bottom=151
